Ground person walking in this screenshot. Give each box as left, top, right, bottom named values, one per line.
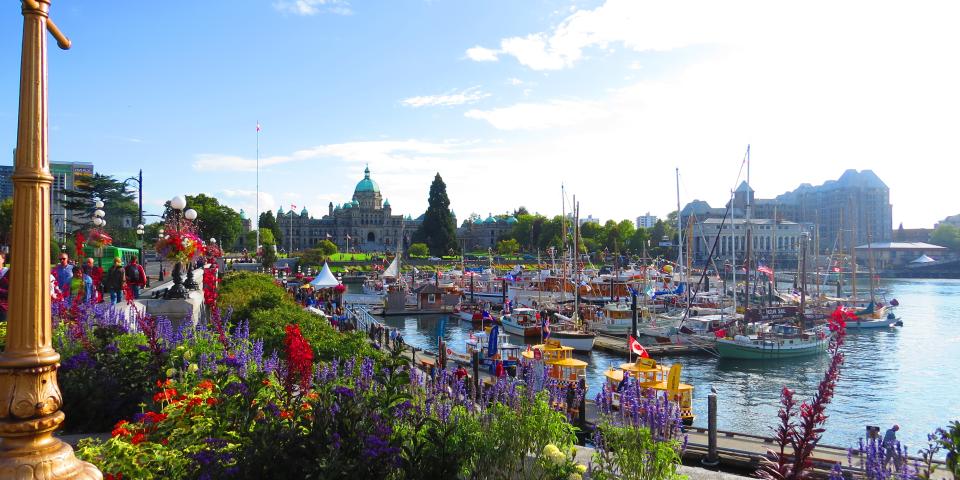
left=83, top=258, right=104, bottom=303
left=52, top=252, right=73, bottom=293
left=125, top=256, right=147, bottom=298
left=883, top=424, right=901, bottom=469
left=104, top=257, right=126, bottom=304
left=67, top=265, right=94, bottom=304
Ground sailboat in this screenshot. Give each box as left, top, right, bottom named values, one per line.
left=716, top=176, right=829, bottom=360
left=546, top=194, right=595, bottom=351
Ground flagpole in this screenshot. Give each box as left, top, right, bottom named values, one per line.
left=255, top=121, right=260, bottom=255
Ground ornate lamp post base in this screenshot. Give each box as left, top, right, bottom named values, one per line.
left=0, top=410, right=101, bottom=479
left=182, top=264, right=199, bottom=290
left=164, top=262, right=189, bottom=299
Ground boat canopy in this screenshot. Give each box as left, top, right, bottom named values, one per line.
left=911, top=254, right=936, bottom=264
left=309, top=263, right=340, bottom=289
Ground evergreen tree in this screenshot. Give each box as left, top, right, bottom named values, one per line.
left=413, top=173, right=458, bottom=256
left=62, top=173, right=138, bottom=245
left=258, top=210, right=283, bottom=246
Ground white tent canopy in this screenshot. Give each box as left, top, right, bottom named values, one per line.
left=911, top=254, right=936, bottom=264
left=309, top=263, right=341, bottom=288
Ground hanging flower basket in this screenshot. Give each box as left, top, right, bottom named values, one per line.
left=155, top=231, right=205, bottom=264
left=87, top=229, right=113, bottom=249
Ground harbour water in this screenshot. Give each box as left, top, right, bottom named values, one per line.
left=377, top=278, right=960, bottom=452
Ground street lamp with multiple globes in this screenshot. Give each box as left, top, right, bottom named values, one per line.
left=182, top=207, right=199, bottom=290
left=161, top=195, right=201, bottom=299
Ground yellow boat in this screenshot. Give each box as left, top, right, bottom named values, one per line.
left=603, top=357, right=695, bottom=425
left=521, top=339, right=588, bottom=385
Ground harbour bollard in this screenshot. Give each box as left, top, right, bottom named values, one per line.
left=702, top=389, right=719, bottom=467
left=578, top=378, right=587, bottom=426
left=472, top=350, right=480, bottom=393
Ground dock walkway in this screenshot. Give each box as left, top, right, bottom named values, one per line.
left=593, top=333, right=714, bottom=357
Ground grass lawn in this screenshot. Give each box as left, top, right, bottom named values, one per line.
left=328, top=253, right=372, bottom=262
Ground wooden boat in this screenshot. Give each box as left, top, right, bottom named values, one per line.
left=549, top=313, right=596, bottom=352
left=603, top=357, right=694, bottom=424
left=715, top=323, right=829, bottom=359
left=521, top=339, right=588, bottom=387
left=500, top=307, right=542, bottom=337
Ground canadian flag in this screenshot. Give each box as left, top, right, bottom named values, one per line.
left=628, top=335, right=650, bottom=358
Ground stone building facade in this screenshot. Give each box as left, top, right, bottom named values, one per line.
left=276, top=166, right=420, bottom=252
left=457, top=214, right=517, bottom=251
left=681, top=169, right=893, bottom=255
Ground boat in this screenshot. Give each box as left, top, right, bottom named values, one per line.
left=845, top=303, right=900, bottom=329
left=521, top=339, right=588, bottom=387
left=715, top=323, right=830, bottom=359
left=603, top=357, right=694, bottom=424
left=464, top=326, right=524, bottom=368
left=549, top=313, right=596, bottom=352
left=587, top=302, right=635, bottom=336
left=500, top=307, right=542, bottom=337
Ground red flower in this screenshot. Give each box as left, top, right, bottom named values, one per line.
left=105, top=473, right=123, bottom=480
left=279, top=410, right=292, bottom=419
left=198, top=379, right=215, bottom=391
left=206, top=397, right=218, bottom=406
left=161, top=438, right=169, bottom=446
left=130, top=433, right=147, bottom=445
left=283, top=324, right=314, bottom=394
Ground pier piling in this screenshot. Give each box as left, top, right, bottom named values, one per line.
left=703, top=389, right=720, bottom=467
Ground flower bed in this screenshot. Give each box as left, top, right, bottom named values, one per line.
left=52, top=272, right=685, bottom=479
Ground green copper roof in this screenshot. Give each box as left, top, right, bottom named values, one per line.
left=506, top=216, right=518, bottom=224
left=383, top=198, right=390, bottom=207
left=239, top=209, right=247, bottom=219
left=354, top=165, right=380, bottom=194
left=483, top=214, right=497, bottom=224
left=300, top=207, right=309, bottom=216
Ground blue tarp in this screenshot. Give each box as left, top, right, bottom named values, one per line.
left=487, top=325, right=499, bottom=358
left=651, top=282, right=685, bottom=299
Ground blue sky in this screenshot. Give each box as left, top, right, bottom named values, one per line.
left=2, top=0, right=958, bottom=229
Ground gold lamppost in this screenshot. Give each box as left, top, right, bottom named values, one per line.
left=0, top=1, right=101, bottom=477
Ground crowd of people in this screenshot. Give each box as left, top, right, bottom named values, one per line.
left=50, top=252, right=147, bottom=305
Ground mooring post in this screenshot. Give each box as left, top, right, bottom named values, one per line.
left=702, top=388, right=720, bottom=467
left=472, top=350, right=480, bottom=393
left=578, top=378, right=587, bottom=426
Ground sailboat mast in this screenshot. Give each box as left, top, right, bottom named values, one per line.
left=574, top=199, right=581, bottom=323
left=731, top=189, right=737, bottom=315
left=744, top=145, right=751, bottom=314
left=851, top=203, right=858, bottom=303
left=676, top=168, right=683, bottom=283
left=560, top=185, right=567, bottom=303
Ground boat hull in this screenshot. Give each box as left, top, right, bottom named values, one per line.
left=847, top=317, right=899, bottom=329
left=550, top=332, right=596, bottom=352
left=716, top=338, right=827, bottom=359
left=501, top=321, right=542, bottom=337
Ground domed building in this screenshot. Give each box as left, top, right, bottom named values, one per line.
left=276, top=166, right=421, bottom=252
left=457, top=213, right=517, bottom=250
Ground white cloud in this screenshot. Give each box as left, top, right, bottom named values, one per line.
left=400, top=87, right=491, bottom=108
left=220, top=189, right=278, bottom=225
left=192, top=139, right=468, bottom=173
left=465, top=46, right=499, bottom=62
left=507, top=78, right=524, bottom=86
left=273, top=0, right=351, bottom=16
left=465, top=99, right=607, bottom=130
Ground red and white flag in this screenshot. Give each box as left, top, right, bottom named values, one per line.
left=757, top=265, right=774, bottom=281
left=256, top=122, right=261, bottom=132
left=291, top=203, right=297, bottom=210
left=628, top=335, right=649, bottom=358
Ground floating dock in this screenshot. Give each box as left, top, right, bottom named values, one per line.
left=593, top=333, right=713, bottom=357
